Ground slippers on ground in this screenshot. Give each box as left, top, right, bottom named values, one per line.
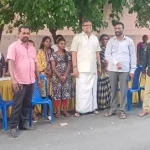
left=119, top=112, right=127, bottom=119
left=63, top=112, right=70, bottom=117
left=55, top=113, right=60, bottom=118
left=138, top=110, right=148, bottom=117
left=74, top=112, right=80, bottom=117
left=104, top=112, right=116, bottom=117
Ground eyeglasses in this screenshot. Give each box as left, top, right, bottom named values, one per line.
left=102, top=38, right=109, bottom=41
left=83, top=25, right=92, bottom=27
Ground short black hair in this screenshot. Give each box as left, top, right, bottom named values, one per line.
left=18, top=26, right=30, bottom=33
left=99, top=34, right=109, bottom=41
left=114, top=22, right=124, bottom=29
left=142, top=35, right=148, bottom=39
left=82, top=20, right=92, bottom=25
left=57, top=38, right=66, bottom=44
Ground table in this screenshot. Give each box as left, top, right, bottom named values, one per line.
left=0, top=76, right=145, bottom=117
left=0, top=79, right=13, bottom=117
left=0, top=79, right=42, bottom=117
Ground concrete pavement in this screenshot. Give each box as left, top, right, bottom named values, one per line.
left=0, top=108, right=150, bottom=150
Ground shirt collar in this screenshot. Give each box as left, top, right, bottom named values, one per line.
left=82, top=31, right=92, bottom=37
left=114, top=35, right=126, bottom=41
left=17, top=39, right=23, bottom=44
left=17, top=39, right=31, bottom=46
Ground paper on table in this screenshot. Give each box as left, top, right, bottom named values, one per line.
left=0, top=77, right=11, bottom=81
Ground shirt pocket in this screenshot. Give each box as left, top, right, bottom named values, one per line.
left=91, top=39, right=98, bottom=51
left=119, top=42, right=129, bottom=54
left=111, top=45, right=118, bottom=54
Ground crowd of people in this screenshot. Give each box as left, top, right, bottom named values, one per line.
left=0, top=20, right=150, bottom=138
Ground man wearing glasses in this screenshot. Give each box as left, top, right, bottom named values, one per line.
left=71, top=20, right=101, bottom=117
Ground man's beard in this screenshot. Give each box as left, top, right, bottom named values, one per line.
left=115, top=31, right=123, bottom=37
left=22, top=37, right=29, bottom=42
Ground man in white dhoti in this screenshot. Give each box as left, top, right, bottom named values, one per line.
left=70, top=20, right=101, bottom=117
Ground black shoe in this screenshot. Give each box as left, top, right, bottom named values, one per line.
left=19, top=122, right=36, bottom=130
left=10, top=128, right=18, bottom=138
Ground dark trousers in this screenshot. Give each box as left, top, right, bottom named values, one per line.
left=9, top=84, right=34, bottom=129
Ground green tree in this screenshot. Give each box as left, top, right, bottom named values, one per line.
left=2, top=0, right=150, bottom=43
left=11, top=0, right=109, bottom=42
left=128, top=0, right=150, bottom=29
left=12, top=0, right=77, bottom=43
left=0, top=0, right=15, bottom=42
left=72, top=0, right=108, bottom=32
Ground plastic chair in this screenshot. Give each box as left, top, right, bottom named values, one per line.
left=0, top=95, right=13, bottom=131
left=29, top=74, right=54, bottom=126
left=139, top=86, right=145, bottom=101
left=127, top=66, right=143, bottom=111
left=140, top=86, right=145, bottom=91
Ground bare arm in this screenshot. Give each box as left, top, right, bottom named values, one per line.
left=8, top=60, right=16, bottom=81
left=96, top=52, right=101, bottom=66
left=64, top=61, right=71, bottom=77
left=96, top=52, right=102, bottom=75
left=2, top=68, right=6, bottom=77
left=72, top=51, right=77, bottom=68
left=35, top=62, right=40, bottom=81
left=8, top=59, right=19, bottom=91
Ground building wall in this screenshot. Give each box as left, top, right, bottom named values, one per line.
left=0, top=7, right=150, bottom=57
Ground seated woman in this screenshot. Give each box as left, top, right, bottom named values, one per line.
left=0, top=52, right=6, bottom=77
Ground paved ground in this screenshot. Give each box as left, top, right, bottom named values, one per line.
left=0, top=108, right=150, bottom=150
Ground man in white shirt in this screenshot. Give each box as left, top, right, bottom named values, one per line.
left=71, top=20, right=101, bottom=117
left=105, top=22, right=136, bottom=119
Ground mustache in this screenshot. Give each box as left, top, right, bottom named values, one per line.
left=23, top=37, right=29, bottom=39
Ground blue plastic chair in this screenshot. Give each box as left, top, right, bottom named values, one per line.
left=139, top=86, right=145, bottom=101
left=127, top=66, right=143, bottom=111
left=140, top=86, right=145, bottom=91
left=29, top=74, right=54, bottom=126
left=0, top=95, right=13, bottom=131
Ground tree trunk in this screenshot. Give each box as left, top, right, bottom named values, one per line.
left=0, top=24, right=4, bottom=42
left=49, top=28, right=57, bottom=44
left=79, top=16, right=84, bottom=32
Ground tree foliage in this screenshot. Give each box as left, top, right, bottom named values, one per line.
left=128, top=0, right=150, bottom=29
left=1, top=0, right=150, bottom=42
left=0, top=0, right=15, bottom=41
left=73, top=0, right=108, bottom=32
left=12, top=0, right=77, bottom=43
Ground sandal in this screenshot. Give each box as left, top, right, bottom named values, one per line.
left=74, top=112, right=80, bottom=117
left=32, top=114, right=38, bottom=122
left=104, top=112, right=116, bottom=117
left=138, top=110, right=148, bottom=117
left=63, top=112, right=70, bottom=117
left=93, top=110, right=99, bottom=115
left=119, top=112, right=127, bottom=119
left=55, top=112, right=60, bottom=118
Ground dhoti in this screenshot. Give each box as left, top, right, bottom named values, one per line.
left=76, top=73, right=98, bottom=113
